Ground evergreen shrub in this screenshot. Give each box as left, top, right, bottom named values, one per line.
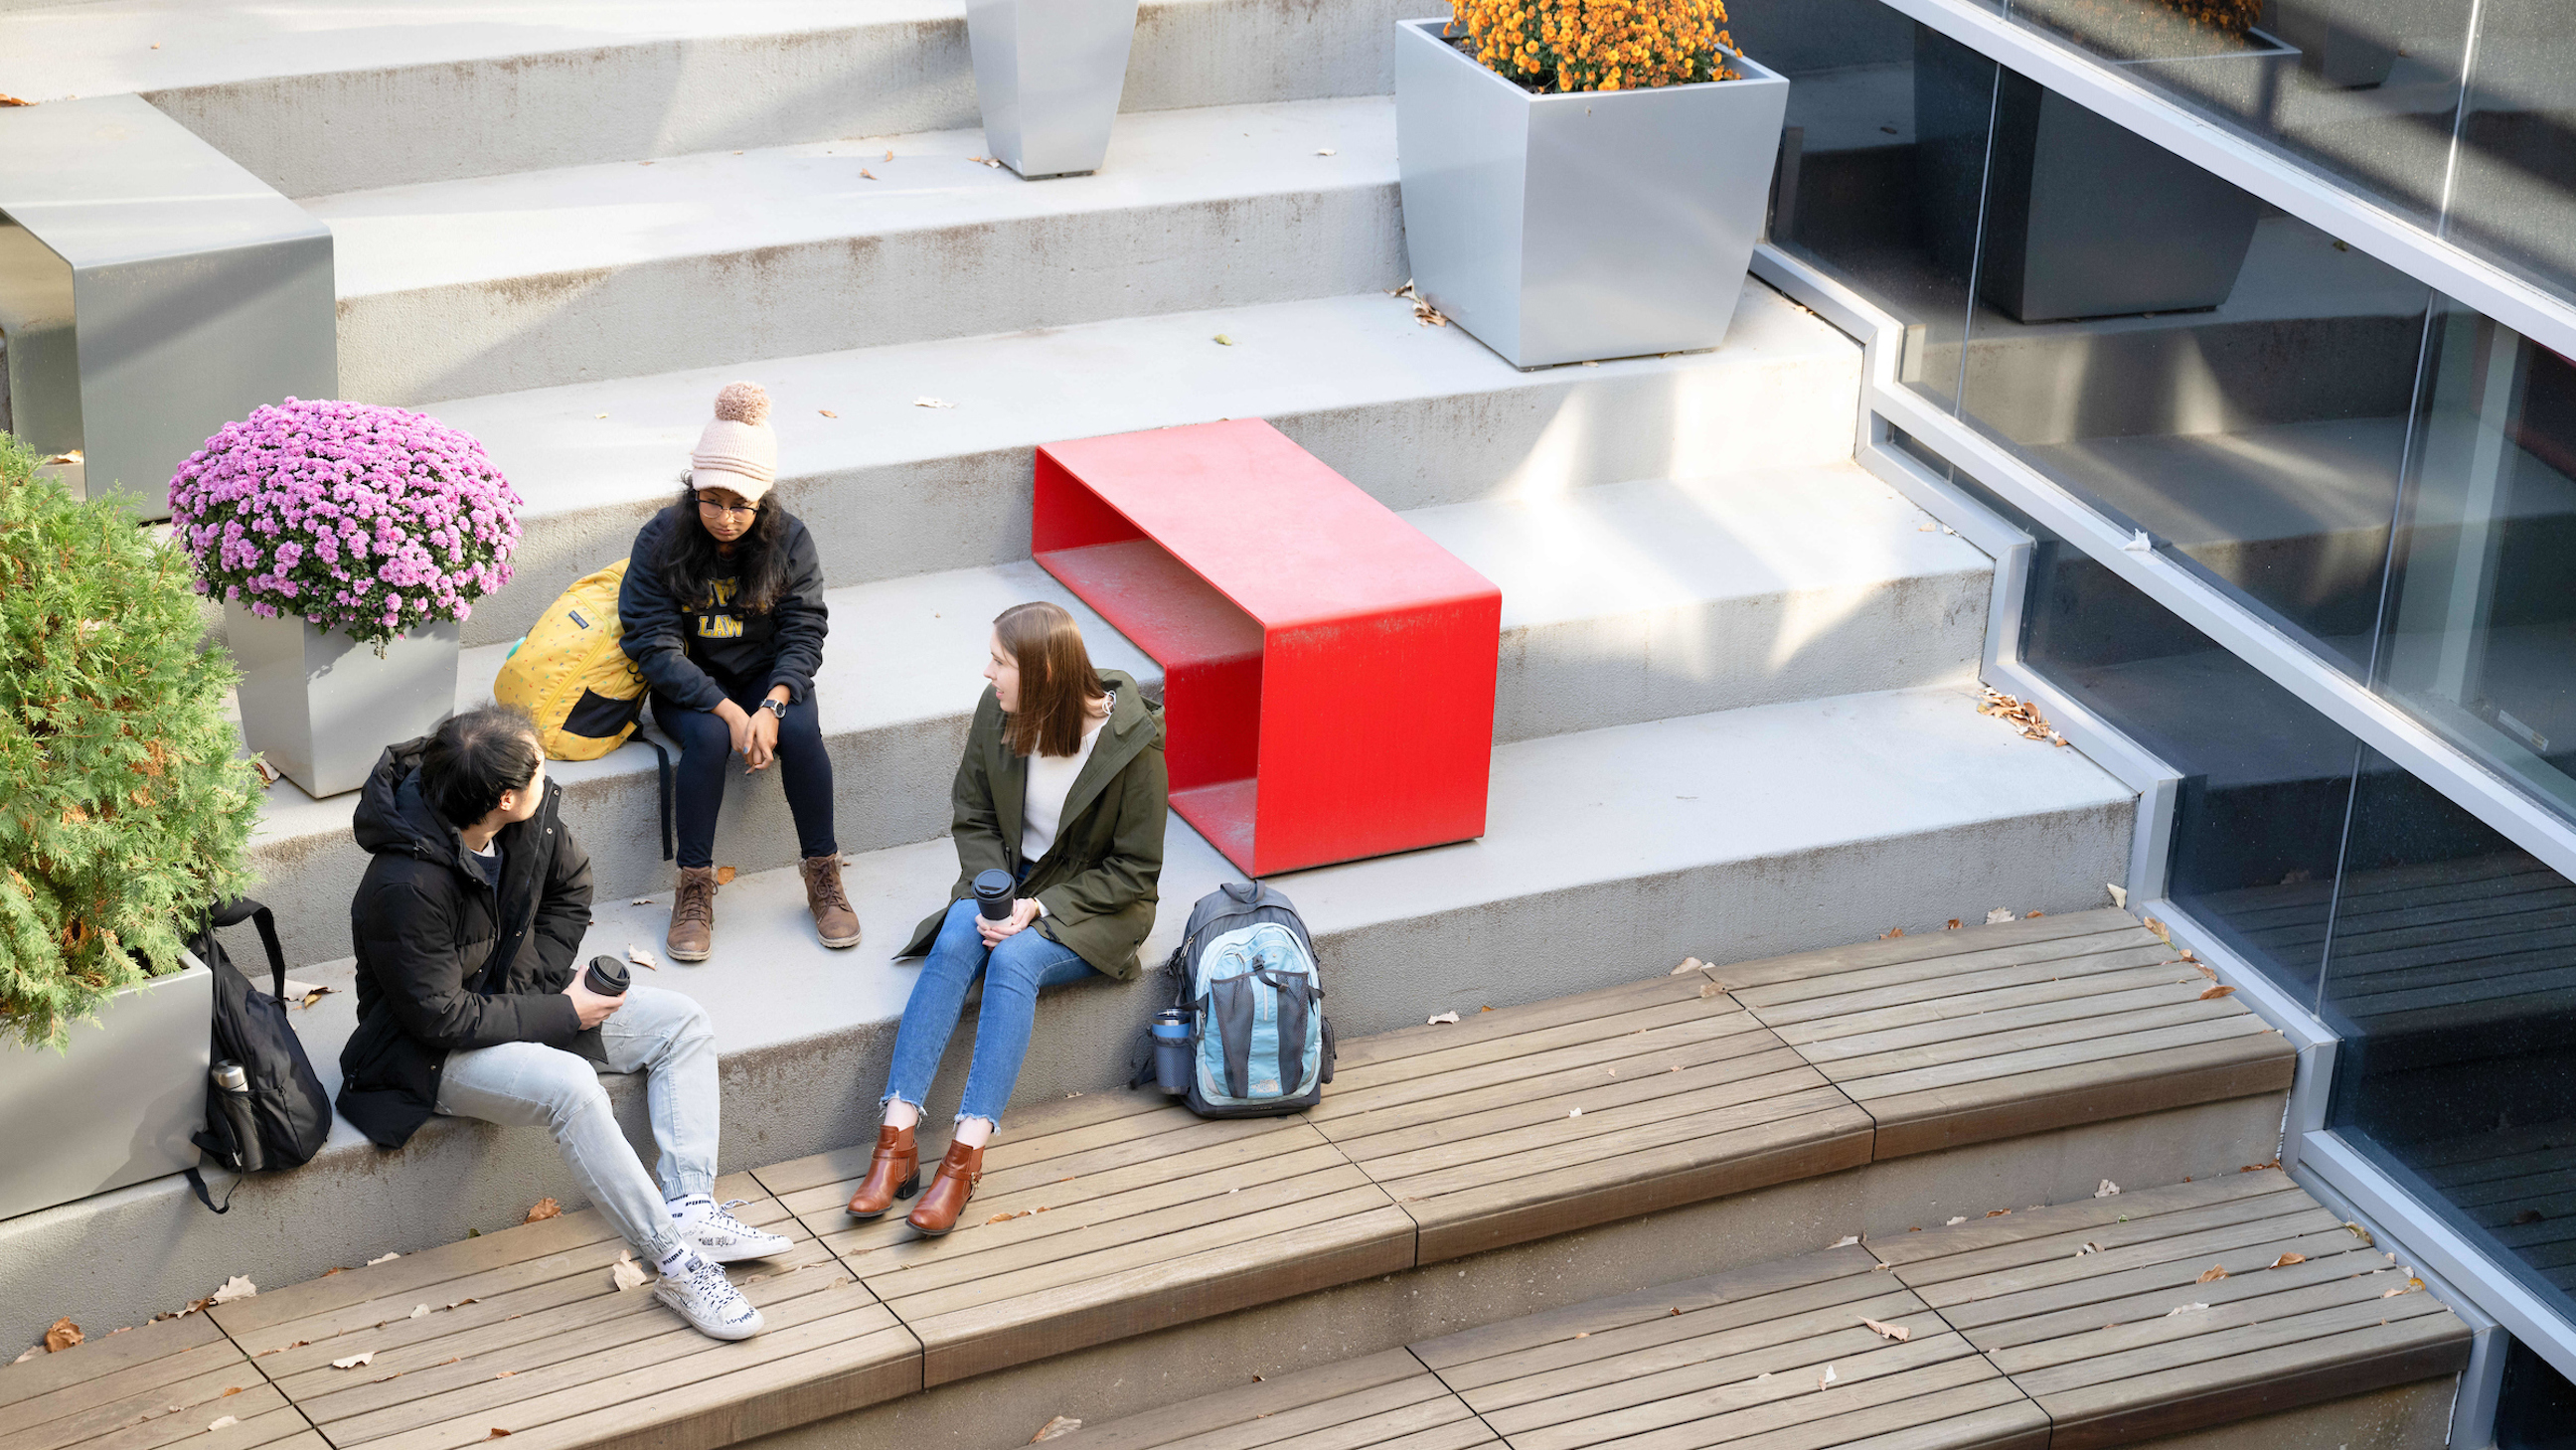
left=0, top=432, right=261, bottom=1047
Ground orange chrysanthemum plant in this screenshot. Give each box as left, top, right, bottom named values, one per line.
left=1447, top=0, right=1741, bottom=93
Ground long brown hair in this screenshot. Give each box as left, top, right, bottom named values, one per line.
left=996, top=601, right=1107, bottom=757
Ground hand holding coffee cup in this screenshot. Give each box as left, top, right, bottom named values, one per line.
left=566, top=954, right=630, bottom=1029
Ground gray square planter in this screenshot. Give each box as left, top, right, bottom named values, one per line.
left=229, top=603, right=459, bottom=798
left=1393, top=18, right=1789, bottom=369
left=0, top=954, right=211, bottom=1221
left=966, top=0, right=1142, bottom=179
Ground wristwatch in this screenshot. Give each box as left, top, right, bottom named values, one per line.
left=759, top=698, right=788, bottom=720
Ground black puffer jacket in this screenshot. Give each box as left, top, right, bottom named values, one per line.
left=616, top=505, right=829, bottom=709
left=337, top=739, right=595, bottom=1149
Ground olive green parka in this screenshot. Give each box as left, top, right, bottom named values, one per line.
left=898, top=670, right=1170, bottom=979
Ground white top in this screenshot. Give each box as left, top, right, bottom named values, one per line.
left=1020, top=710, right=1109, bottom=866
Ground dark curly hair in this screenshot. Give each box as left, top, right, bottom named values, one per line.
left=656, top=476, right=793, bottom=614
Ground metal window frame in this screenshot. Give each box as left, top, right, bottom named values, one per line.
left=1875, top=0, right=2576, bottom=372
left=1748, top=237, right=2576, bottom=1438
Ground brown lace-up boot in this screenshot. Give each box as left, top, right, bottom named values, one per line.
left=906, top=1139, right=986, bottom=1236
left=799, top=854, right=862, bottom=949
left=843, top=1125, right=918, bottom=1219
left=668, top=866, right=719, bottom=963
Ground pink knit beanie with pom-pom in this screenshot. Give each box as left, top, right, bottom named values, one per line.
left=690, top=382, right=777, bottom=502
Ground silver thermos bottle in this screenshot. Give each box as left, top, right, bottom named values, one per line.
left=212, top=1059, right=264, bottom=1173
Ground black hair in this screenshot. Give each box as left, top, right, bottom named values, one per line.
left=420, top=705, right=544, bottom=828
left=658, top=475, right=792, bottom=614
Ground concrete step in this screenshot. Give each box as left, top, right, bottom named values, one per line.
left=236, top=466, right=1991, bottom=972
left=402, top=282, right=1863, bottom=650
left=0, top=0, right=1415, bottom=196
left=15, top=683, right=2138, bottom=1345
left=314, top=97, right=1403, bottom=404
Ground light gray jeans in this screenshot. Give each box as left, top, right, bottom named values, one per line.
left=433, top=985, right=717, bottom=1260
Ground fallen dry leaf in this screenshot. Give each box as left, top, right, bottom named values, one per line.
left=409, top=1305, right=430, bottom=1320
left=2096, top=1180, right=2121, bottom=1198
left=1573, top=1332, right=1590, bottom=1340
left=612, top=1251, right=650, bottom=1293
left=1567, top=1107, right=1583, bottom=1119
left=885, top=150, right=893, bottom=161
left=1831, top=1235, right=1859, bottom=1248
left=819, top=408, right=838, bottom=418
left=525, top=1199, right=562, bottom=1223
left=221, top=1388, right=242, bottom=1397
left=495, top=1371, right=515, bottom=1379
left=2270, top=1252, right=2306, bottom=1268
left=967, top=155, right=1003, bottom=168
left=1946, top=1215, right=1967, bottom=1225
left=212, top=1276, right=256, bottom=1304
left=487, top=1431, right=511, bottom=1440
left=1030, top=1417, right=1082, bottom=1443
left=209, top=1417, right=240, bottom=1432
left=1315, top=147, right=1337, bottom=156
left=1986, top=907, right=2017, bottom=925
left=1975, top=688, right=2066, bottom=745
left=2381, top=1278, right=2426, bottom=1298
left=1212, top=333, right=1235, bottom=346
left=1389, top=279, right=1449, bottom=327
left=2107, top=883, right=2128, bottom=908
left=1946, top=918, right=1963, bottom=930
left=2199, top=984, right=2237, bottom=1000
left=1670, top=957, right=1704, bottom=975
left=0, top=94, right=34, bottom=106
left=1986, top=1209, right=2012, bottom=1218
left=625, top=946, right=659, bottom=972
left=2143, top=916, right=2172, bottom=942
left=912, top=398, right=956, bottom=409
left=11, top=1346, right=41, bottom=1365
left=2197, top=1265, right=2228, bottom=1284
left=2165, top=1303, right=2209, bottom=1317
left=45, top=1317, right=81, bottom=1352
left=859, top=168, right=877, bottom=180
left=1819, top=1364, right=1837, bottom=1390
left=367, top=1252, right=401, bottom=1266
left=630, top=897, right=653, bottom=906
left=1861, top=1318, right=1910, bottom=1342
left=715, top=866, right=738, bottom=885
left=1426, top=1011, right=1461, bottom=1025
left=2195, top=963, right=2219, bottom=980
left=331, top=1353, right=375, bottom=1369
left=1878, top=926, right=1904, bottom=940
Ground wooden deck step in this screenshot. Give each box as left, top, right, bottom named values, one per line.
left=204, top=1173, right=915, bottom=1450
left=1723, top=909, right=2293, bottom=1157
left=1049, top=1348, right=1498, bottom=1450
left=1305, top=972, right=1873, bottom=1263
left=0, top=1313, right=322, bottom=1450
left=1410, top=1247, right=2043, bottom=1450
left=1869, top=1170, right=2471, bottom=1449
left=750, top=1091, right=1415, bottom=1387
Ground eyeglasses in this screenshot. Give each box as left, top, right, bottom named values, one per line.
left=692, top=490, right=762, bottom=521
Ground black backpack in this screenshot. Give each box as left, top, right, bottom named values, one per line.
left=185, top=897, right=332, bottom=1211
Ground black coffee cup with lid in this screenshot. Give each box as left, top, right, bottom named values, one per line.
left=972, top=869, right=1017, bottom=922
left=583, top=954, right=632, bottom=997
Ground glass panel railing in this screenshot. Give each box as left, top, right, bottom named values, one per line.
left=2445, top=0, right=2576, bottom=313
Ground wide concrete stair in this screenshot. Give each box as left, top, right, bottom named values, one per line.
left=4, top=912, right=2404, bottom=1450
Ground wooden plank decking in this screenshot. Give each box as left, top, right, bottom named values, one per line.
left=1724, top=910, right=2293, bottom=1157
left=751, top=1091, right=1414, bottom=1386
left=204, top=1174, right=914, bottom=1450
left=1052, top=1349, right=1498, bottom=1450
left=1304, top=973, right=1872, bottom=1262
left=3, top=910, right=2319, bottom=1450
left=1871, top=1171, right=2470, bottom=1449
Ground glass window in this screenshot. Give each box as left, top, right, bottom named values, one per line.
left=2375, top=302, right=2576, bottom=825
left=2325, top=744, right=2576, bottom=1320
left=1767, top=14, right=1999, bottom=412
left=1896, top=431, right=2363, bottom=999
left=2445, top=0, right=2576, bottom=310
left=2499, top=1334, right=2576, bottom=1449
left=1994, top=0, right=2473, bottom=232
left=1949, top=82, right=2434, bottom=672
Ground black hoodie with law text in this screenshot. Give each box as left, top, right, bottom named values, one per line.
left=336, top=738, right=596, bottom=1149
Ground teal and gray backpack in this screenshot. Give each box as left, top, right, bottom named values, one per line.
left=1159, top=882, right=1334, bottom=1116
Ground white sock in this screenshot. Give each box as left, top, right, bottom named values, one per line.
left=657, top=1244, right=696, bottom=1277
left=668, top=1193, right=714, bottom=1222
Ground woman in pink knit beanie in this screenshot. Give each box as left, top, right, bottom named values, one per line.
left=615, top=383, right=859, bottom=960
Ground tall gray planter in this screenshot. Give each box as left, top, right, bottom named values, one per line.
left=966, top=0, right=1141, bottom=179
left=229, top=604, right=459, bottom=798
left=0, top=955, right=211, bottom=1220
left=1392, top=18, right=1789, bottom=369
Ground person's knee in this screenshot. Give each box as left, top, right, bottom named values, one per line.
left=663, top=705, right=730, bottom=758
left=777, top=701, right=824, bottom=746
left=539, top=1064, right=615, bottom=1135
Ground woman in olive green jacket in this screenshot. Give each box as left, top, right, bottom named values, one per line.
left=847, top=601, right=1168, bottom=1234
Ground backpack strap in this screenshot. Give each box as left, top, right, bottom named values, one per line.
left=182, top=1164, right=237, bottom=1214
left=207, top=897, right=287, bottom=1000
left=639, top=733, right=675, bottom=862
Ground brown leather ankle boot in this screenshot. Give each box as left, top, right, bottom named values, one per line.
left=844, top=1125, right=918, bottom=1219
left=905, top=1139, right=986, bottom=1236
left=799, top=854, right=862, bottom=949
left=668, top=866, right=719, bottom=962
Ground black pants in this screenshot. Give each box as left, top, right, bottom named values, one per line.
left=653, top=679, right=837, bottom=871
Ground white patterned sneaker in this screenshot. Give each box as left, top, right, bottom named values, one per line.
left=673, top=1198, right=795, bottom=1263
left=652, top=1252, right=764, bottom=1341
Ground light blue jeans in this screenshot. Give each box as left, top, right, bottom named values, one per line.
left=434, top=985, right=716, bottom=1260
left=883, top=898, right=1097, bottom=1126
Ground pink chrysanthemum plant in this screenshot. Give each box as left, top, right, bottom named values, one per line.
left=168, top=399, right=523, bottom=653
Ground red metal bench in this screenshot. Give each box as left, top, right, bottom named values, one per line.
left=1033, top=418, right=1500, bottom=876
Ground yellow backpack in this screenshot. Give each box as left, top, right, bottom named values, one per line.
left=493, top=559, right=676, bottom=861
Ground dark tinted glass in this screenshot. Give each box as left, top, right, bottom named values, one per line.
left=2445, top=0, right=2576, bottom=308
left=2374, top=301, right=2576, bottom=824
left=1760, top=6, right=1998, bottom=412
left=1995, top=0, right=2472, bottom=230
left=1902, top=436, right=2363, bottom=1000
left=2325, top=745, right=2576, bottom=1315
left=2499, top=1334, right=2576, bottom=1449
left=1951, top=83, right=2433, bottom=672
